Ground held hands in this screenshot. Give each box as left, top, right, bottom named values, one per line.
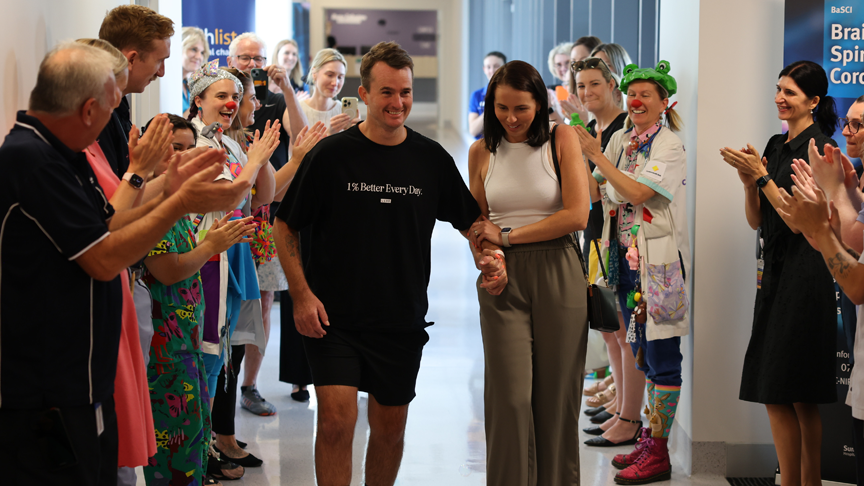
left=202, top=213, right=256, bottom=254
left=293, top=290, right=330, bottom=338
left=469, top=215, right=503, bottom=246
left=476, top=249, right=507, bottom=295
left=327, top=113, right=361, bottom=135
left=128, top=114, right=173, bottom=178
left=247, top=119, right=282, bottom=167
left=574, top=125, right=603, bottom=161
left=720, top=144, right=768, bottom=185
left=291, top=122, right=327, bottom=162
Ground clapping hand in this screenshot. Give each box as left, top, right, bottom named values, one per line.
left=129, top=114, right=173, bottom=178
left=172, top=149, right=252, bottom=213
left=776, top=180, right=832, bottom=240
left=291, top=122, right=327, bottom=163
left=574, top=125, right=603, bottom=161
left=720, top=144, right=769, bottom=181
left=247, top=119, right=282, bottom=167
left=201, top=213, right=256, bottom=254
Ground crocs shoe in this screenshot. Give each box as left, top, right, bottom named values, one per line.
left=241, top=385, right=276, bottom=416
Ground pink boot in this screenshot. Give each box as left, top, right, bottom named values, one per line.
left=612, top=427, right=651, bottom=470
left=613, top=437, right=671, bottom=485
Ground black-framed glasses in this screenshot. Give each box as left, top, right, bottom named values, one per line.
left=235, top=55, right=267, bottom=63
left=570, top=57, right=611, bottom=74
left=841, top=117, right=863, bottom=134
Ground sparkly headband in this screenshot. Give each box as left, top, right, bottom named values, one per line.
left=188, top=59, right=243, bottom=100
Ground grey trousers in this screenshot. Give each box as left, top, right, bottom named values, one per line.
left=133, top=278, right=154, bottom=367
left=478, top=234, right=589, bottom=486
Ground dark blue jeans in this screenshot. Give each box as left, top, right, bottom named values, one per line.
left=617, top=247, right=683, bottom=387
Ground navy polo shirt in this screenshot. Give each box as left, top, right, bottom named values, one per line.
left=98, top=95, right=132, bottom=178
left=0, top=111, right=121, bottom=409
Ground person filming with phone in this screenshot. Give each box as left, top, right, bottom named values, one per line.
left=300, top=48, right=361, bottom=136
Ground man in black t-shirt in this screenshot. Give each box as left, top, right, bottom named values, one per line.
left=273, top=42, right=501, bottom=485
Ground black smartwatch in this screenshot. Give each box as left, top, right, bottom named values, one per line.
left=755, top=174, right=772, bottom=189
left=122, top=172, right=145, bottom=189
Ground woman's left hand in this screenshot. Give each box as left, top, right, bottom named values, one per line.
left=469, top=216, right=503, bottom=247
left=574, top=125, right=602, bottom=161
left=720, top=144, right=769, bottom=179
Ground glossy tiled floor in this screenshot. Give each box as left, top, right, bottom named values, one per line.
left=137, top=120, right=729, bottom=486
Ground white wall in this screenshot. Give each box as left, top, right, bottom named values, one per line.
left=308, top=0, right=464, bottom=130
left=659, top=0, right=786, bottom=475
left=0, top=0, right=128, bottom=138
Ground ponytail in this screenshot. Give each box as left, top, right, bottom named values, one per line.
left=187, top=102, right=199, bottom=122
left=814, top=94, right=838, bottom=137
left=779, top=60, right=838, bottom=137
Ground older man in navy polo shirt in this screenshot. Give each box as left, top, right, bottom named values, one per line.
left=0, top=42, right=251, bottom=486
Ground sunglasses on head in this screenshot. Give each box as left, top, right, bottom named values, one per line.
left=570, top=57, right=611, bottom=73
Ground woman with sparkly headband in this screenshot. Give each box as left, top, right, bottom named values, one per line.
left=570, top=56, right=646, bottom=452
left=185, top=60, right=281, bottom=475
left=576, top=61, right=689, bottom=485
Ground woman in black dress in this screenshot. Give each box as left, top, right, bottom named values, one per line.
left=720, top=60, right=838, bottom=486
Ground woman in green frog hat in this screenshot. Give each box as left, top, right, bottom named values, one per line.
left=575, top=60, right=689, bottom=485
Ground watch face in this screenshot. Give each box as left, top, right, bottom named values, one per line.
left=129, top=174, right=144, bottom=188
left=501, top=227, right=512, bottom=233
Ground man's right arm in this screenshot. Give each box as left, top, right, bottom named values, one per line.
left=273, top=218, right=329, bottom=338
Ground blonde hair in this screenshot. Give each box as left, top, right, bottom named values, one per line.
left=547, top=42, right=572, bottom=81
left=76, top=38, right=128, bottom=76
left=624, top=80, right=683, bottom=132
left=569, top=57, right=624, bottom=110
left=273, top=39, right=304, bottom=88
left=308, top=48, right=347, bottom=96
left=182, top=27, right=210, bottom=64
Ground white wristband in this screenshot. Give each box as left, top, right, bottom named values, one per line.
left=493, top=250, right=505, bottom=258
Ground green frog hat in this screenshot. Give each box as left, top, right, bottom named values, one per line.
left=619, top=60, right=677, bottom=97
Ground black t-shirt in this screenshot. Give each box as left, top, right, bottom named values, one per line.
left=97, top=96, right=132, bottom=178
left=584, top=112, right=628, bottom=242
left=251, top=91, right=290, bottom=171
left=0, top=112, right=121, bottom=409
left=275, top=124, right=481, bottom=331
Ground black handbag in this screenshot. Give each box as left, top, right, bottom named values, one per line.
left=550, top=125, right=620, bottom=333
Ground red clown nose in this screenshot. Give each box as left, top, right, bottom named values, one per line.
left=630, top=99, right=643, bottom=109
left=225, top=101, right=238, bottom=111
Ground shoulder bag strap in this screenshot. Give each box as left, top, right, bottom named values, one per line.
left=550, top=124, right=610, bottom=285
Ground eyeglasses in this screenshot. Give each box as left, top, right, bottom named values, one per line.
left=235, top=55, right=267, bottom=63
left=570, top=57, right=611, bottom=74
left=841, top=117, right=863, bottom=134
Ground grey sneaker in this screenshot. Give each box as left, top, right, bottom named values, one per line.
left=240, top=385, right=276, bottom=416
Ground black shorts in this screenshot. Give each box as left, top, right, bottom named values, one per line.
left=303, top=326, right=430, bottom=406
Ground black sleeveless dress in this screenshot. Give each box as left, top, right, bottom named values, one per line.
left=739, top=123, right=838, bottom=404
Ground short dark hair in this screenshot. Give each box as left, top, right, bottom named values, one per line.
left=574, top=36, right=603, bottom=52
left=143, top=114, right=198, bottom=142
left=483, top=60, right=550, bottom=154
left=360, top=42, right=414, bottom=91
left=485, top=51, right=507, bottom=64
left=99, top=5, right=174, bottom=53
left=779, top=60, right=838, bottom=137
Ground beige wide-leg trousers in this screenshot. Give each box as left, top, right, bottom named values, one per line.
left=478, top=234, right=589, bottom=486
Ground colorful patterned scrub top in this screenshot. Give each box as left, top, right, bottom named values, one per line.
left=144, top=216, right=206, bottom=374
left=617, top=124, right=661, bottom=247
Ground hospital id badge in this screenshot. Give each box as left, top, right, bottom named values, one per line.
left=756, top=258, right=764, bottom=289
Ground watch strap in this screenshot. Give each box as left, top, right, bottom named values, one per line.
left=501, top=228, right=512, bottom=247
left=122, top=172, right=144, bottom=189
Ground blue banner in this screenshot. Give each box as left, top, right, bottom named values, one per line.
left=785, top=0, right=864, bottom=165
left=785, top=3, right=859, bottom=484
left=182, top=0, right=256, bottom=68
